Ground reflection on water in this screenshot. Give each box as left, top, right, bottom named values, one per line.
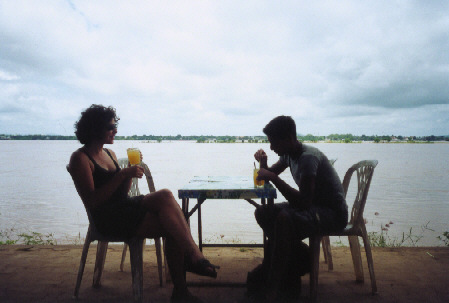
left=0, top=140, right=448, bottom=246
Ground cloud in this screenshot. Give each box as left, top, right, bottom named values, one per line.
left=0, top=1, right=448, bottom=136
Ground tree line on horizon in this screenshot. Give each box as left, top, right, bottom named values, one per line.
left=1, top=133, right=448, bottom=142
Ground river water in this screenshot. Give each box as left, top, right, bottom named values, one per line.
left=0, top=140, right=448, bottom=246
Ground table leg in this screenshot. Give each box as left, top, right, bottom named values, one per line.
left=260, top=198, right=267, bottom=255
left=197, top=198, right=205, bottom=252
left=264, top=198, right=275, bottom=256
left=182, top=198, right=190, bottom=226
left=181, top=197, right=186, bottom=216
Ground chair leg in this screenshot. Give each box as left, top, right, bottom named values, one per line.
left=361, top=225, right=378, bottom=294
left=155, top=237, right=164, bottom=286
left=322, top=236, right=333, bottom=271
left=162, top=237, right=171, bottom=283
left=93, top=241, right=109, bottom=288
left=120, top=244, right=128, bottom=272
left=129, top=238, right=144, bottom=302
left=322, top=238, right=328, bottom=264
left=309, top=235, right=322, bottom=301
left=74, top=230, right=92, bottom=299
left=348, top=235, right=364, bottom=282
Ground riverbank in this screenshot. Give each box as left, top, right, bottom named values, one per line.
left=0, top=245, right=448, bottom=302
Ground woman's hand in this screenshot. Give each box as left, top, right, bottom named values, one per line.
left=254, top=149, right=268, bottom=168
left=123, top=165, right=144, bottom=179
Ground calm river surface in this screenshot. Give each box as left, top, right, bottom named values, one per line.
left=0, top=140, right=448, bottom=246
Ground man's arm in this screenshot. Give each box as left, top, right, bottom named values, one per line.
left=254, top=149, right=287, bottom=175
left=258, top=168, right=315, bottom=210
left=266, top=159, right=287, bottom=176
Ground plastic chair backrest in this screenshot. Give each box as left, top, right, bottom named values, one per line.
left=342, top=160, right=378, bottom=228
left=117, top=158, right=156, bottom=194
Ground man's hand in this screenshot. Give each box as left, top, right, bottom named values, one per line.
left=257, top=168, right=275, bottom=181
left=254, top=149, right=268, bottom=168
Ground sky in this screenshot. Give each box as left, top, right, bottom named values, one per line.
left=0, top=1, right=448, bottom=137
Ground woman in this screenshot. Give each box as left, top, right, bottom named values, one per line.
left=69, top=104, right=218, bottom=302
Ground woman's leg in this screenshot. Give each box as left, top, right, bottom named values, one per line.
left=135, top=189, right=215, bottom=273
left=134, top=212, right=197, bottom=299
left=139, top=189, right=205, bottom=260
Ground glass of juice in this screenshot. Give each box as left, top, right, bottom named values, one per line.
left=253, top=168, right=265, bottom=187
left=127, top=148, right=141, bottom=166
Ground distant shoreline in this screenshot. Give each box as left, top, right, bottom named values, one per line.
left=1, top=138, right=448, bottom=144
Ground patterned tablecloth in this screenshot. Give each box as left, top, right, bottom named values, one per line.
left=178, top=176, right=277, bottom=200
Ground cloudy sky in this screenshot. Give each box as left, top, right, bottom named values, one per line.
left=1, top=1, right=448, bottom=136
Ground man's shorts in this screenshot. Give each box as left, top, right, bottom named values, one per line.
left=254, top=202, right=347, bottom=240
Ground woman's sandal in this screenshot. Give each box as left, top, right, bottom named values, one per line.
left=185, top=258, right=220, bottom=278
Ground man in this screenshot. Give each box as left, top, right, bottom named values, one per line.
left=251, top=115, right=348, bottom=301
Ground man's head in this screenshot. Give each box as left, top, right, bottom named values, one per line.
left=263, top=116, right=298, bottom=155
left=263, top=115, right=297, bottom=141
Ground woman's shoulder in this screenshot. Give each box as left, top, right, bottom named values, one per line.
left=103, top=148, right=118, bottom=160
left=69, top=148, right=92, bottom=170
left=71, top=148, right=87, bottom=160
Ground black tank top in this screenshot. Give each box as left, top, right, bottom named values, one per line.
left=82, top=148, right=126, bottom=202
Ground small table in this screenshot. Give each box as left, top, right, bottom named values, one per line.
left=178, top=176, right=277, bottom=252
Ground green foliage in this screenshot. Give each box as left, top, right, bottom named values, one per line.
left=333, top=237, right=347, bottom=247
left=437, top=231, right=449, bottom=247
left=0, top=228, right=57, bottom=245
left=298, top=134, right=325, bottom=142
left=0, top=229, right=18, bottom=245
left=17, top=232, right=57, bottom=245
left=368, top=221, right=433, bottom=247
left=2, top=133, right=448, bottom=142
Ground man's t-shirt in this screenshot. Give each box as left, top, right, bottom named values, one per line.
left=279, top=144, right=346, bottom=213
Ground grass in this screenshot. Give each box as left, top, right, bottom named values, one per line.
left=364, top=221, right=448, bottom=248
left=203, top=233, right=257, bottom=252
left=2, top=223, right=448, bottom=248
left=0, top=228, right=57, bottom=245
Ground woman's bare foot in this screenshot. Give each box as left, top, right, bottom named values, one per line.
left=185, top=257, right=219, bottom=278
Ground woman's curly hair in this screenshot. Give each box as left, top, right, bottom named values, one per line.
left=74, top=104, right=120, bottom=144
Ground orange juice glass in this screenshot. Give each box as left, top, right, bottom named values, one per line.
left=127, top=148, right=141, bottom=165
left=253, top=168, right=265, bottom=187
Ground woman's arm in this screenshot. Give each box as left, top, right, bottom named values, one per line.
left=68, top=150, right=142, bottom=210
left=106, top=148, right=134, bottom=194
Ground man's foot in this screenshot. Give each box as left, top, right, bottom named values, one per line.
left=247, top=263, right=267, bottom=295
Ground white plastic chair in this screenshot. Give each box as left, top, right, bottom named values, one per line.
left=67, top=159, right=165, bottom=302
left=117, top=158, right=167, bottom=285
left=309, top=160, right=379, bottom=300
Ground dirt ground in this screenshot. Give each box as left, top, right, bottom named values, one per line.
left=0, top=244, right=448, bottom=302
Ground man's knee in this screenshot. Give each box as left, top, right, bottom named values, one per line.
left=254, top=206, right=272, bottom=231
left=254, top=206, right=263, bottom=223
left=254, top=206, right=265, bottom=227
left=275, top=209, right=293, bottom=229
